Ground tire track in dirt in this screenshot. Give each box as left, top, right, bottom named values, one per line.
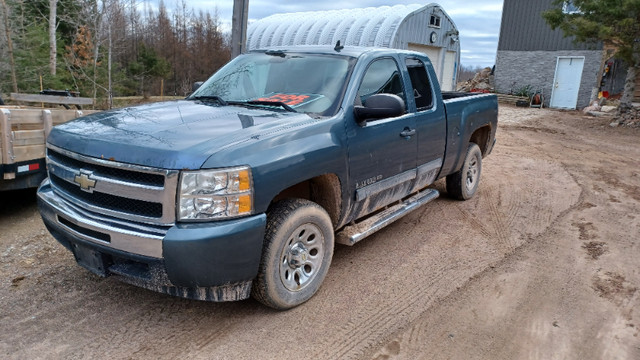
left=453, top=202, right=492, bottom=239
left=483, top=186, right=515, bottom=251
left=310, top=203, right=500, bottom=359
left=312, top=153, right=580, bottom=359
left=315, top=260, right=478, bottom=359
left=366, top=122, right=585, bottom=360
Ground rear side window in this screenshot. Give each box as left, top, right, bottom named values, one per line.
left=405, top=58, right=434, bottom=111
left=356, top=58, right=406, bottom=105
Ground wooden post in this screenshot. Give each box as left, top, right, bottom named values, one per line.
left=1, top=109, right=15, bottom=179
left=161, top=78, right=164, bottom=101
left=231, top=0, right=249, bottom=58
left=43, top=110, right=53, bottom=140
left=40, top=75, right=44, bottom=108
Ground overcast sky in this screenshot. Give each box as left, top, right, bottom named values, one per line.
left=161, top=1, right=504, bottom=68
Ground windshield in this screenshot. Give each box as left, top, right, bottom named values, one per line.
left=189, top=52, right=354, bottom=116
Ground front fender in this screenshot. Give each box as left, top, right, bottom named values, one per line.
left=201, top=116, right=350, bottom=214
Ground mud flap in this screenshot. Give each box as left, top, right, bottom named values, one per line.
left=72, top=243, right=110, bottom=277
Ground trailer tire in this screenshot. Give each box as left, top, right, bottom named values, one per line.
left=446, top=142, right=482, bottom=200
left=252, top=199, right=334, bottom=310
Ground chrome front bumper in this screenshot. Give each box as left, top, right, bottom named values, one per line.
left=38, top=178, right=167, bottom=259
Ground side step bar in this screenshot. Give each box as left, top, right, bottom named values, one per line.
left=336, top=188, right=439, bottom=246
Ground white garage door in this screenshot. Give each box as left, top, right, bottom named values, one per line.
left=408, top=43, right=442, bottom=82
left=442, top=51, right=457, bottom=91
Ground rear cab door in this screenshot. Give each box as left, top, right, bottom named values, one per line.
left=344, top=54, right=418, bottom=220
left=402, top=55, right=447, bottom=191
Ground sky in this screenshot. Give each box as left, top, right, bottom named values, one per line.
left=160, top=1, right=504, bottom=68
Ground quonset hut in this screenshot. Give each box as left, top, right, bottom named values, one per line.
left=246, top=4, right=461, bottom=91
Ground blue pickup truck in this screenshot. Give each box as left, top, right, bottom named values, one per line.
left=37, top=46, right=497, bottom=309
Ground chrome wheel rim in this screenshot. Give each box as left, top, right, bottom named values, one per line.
left=465, top=155, right=479, bottom=193
left=279, top=223, right=324, bottom=292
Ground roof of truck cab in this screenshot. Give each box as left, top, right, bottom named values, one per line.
left=248, top=45, right=417, bottom=58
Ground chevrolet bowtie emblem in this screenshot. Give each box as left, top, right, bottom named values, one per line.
left=74, top=170, right=97, bottom=192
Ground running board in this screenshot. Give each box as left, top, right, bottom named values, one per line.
left=336, top=189, right=439, bottom=246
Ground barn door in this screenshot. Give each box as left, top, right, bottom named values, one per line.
left=550, top=57, right=584, bottom=109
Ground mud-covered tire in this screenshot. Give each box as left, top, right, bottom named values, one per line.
left=446, top=142, right=482, bottom=200
left=252, top=199, right=334, bottom=310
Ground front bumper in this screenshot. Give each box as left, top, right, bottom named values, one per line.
left=37, top=179, right=266, bottom=301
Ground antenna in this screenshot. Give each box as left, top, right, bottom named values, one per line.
left=334, top=40, right=344, bottom=52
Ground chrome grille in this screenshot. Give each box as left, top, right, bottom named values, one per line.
left=46, top=144, right=179, bottom=225
left=48, top=150, right=165, bottom=186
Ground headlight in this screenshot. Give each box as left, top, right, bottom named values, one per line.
left=178, top=166, right=253, bottom=221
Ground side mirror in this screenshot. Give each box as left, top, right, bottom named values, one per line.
left=192, top=81, right=204, bottom=92
left=354, top=93, right=405, bottom=125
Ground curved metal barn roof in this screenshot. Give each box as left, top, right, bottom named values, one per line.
left=247, top=4, right=440, bottom=50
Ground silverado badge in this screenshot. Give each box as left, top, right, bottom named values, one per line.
left=74, top=170, right=97, bottom=192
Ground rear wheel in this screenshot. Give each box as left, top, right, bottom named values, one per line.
left=252, top=199, right=334, bottom=310
left=446, top=142, right=482, bottom=200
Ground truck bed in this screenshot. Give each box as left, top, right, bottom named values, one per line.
left=441, top=91, right=491, bottom=100
left=440, top=93, right=499, bottom=178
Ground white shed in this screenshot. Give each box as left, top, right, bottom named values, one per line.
left=246, top=4, right=461, bottom=91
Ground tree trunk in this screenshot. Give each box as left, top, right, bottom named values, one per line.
left=108, top=23, right=112, bottom=109
left=49, top=0, right=57, bottom=76
left=0, top=0, right=18, bottom=92
left=617, top=65, right=637, bottom=116
left=92, top=1, right=105, bottom=102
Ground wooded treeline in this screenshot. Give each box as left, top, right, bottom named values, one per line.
left=0, top=0, right=230, bottom=107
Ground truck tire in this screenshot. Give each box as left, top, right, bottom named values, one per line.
left=446, top=142, right=482, bottom=200
left=252, top=199, right=334, bottom=310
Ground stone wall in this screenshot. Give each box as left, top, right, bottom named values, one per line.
left=495, top=50, right=603, bottom=109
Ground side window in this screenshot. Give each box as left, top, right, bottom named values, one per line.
left=405, top=58, right=434, bottom=111
left=356, top=58, right=406, bottom=106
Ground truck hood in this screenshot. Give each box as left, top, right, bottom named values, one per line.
left=48, top=100, right=317, bottom=169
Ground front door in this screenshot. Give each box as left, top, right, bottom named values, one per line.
left=347, top=57, right=417, bottom=219
left=550, top=57, right=585, bottom=109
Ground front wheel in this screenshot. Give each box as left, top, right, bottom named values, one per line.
left=252, top=199, right=334, bottom=310
left=446, top=142, right=482, bottom=200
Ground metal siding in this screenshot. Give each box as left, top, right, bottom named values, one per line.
left=396, top=8, right=457, bottom=51
left=499, top=0, right=601, bottom=51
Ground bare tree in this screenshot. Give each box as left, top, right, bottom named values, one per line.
left=0, top=0, right=18, bottom=92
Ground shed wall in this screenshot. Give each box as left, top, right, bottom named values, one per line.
left=495, top=50, right=602, bottom=108
left=394, top=6, right=460, bottom=87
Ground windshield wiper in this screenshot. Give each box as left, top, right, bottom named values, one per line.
left=227, top=100, right=297, bottom=112
left=191, top=95, right=228, bottom=106
left=246, top=100, right=296, bottom=112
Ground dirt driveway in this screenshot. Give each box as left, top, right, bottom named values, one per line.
left=1, top=105, right=639, bottom=359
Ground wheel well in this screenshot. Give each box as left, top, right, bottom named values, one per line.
left=270, top=174, right=342, bottom=227
left=469, top=125, right=491, bottom=156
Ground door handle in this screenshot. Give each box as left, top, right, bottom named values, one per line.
left=400, top=128, right=416, bottom=139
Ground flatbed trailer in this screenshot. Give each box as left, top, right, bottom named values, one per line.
left=0, top=107, right=97, bottom=191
